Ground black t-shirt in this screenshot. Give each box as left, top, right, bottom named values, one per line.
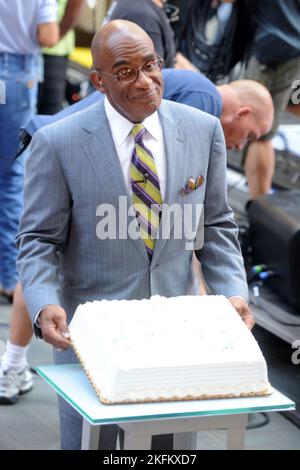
left=108, top=0, right=176, bottom=67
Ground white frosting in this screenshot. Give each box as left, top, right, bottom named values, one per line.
left=69, top=295, right=269, bottom=402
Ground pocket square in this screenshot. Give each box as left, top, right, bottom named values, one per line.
left=181, top=175, right=204, bottom=195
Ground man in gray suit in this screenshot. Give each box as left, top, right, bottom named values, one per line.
left=17, top=20, right=254, bottom=450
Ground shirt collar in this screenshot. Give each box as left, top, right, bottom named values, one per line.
left=104, top=96, right=160, bottom=146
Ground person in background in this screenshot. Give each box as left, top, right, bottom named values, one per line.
left=240, top=0, right=300, bottom=199
left=0, top=0, right=58, bottom=403
left=108, top=0, right=199, bottom=71
left=0, top=0, right=58, bottom=300
left=38, top=0, right=85, bottom=115
left=162, top=69, right=273, bottom=150
left=0, top=0, right=83, bottom=406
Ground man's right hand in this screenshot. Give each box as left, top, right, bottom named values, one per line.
left=39, top=305, right=72, bottom=350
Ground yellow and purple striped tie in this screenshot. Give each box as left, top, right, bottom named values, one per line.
left=130, top=123, right=162, bottom=259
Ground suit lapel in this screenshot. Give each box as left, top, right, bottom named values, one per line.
left=81, top=100, right=149, bottom=262
left=152, top=106, right=188, bottom=265
left=82, top=101, right=127, bottom=201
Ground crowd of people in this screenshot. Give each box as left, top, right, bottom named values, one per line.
left=1, top=0, right=300, bottom=451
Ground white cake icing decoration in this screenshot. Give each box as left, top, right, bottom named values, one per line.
left=69, top=295, right=271, bottom=404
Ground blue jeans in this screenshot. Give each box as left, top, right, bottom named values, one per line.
left=0, top=53, right=38, bottom=291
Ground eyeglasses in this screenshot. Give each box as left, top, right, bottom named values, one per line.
left=93, top=56, right=164, bottom=84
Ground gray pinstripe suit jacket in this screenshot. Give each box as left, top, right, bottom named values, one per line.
left=17, top=98, right=248, bottom=364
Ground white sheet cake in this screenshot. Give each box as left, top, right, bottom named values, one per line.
left=69, top=295, right=271, bottom=404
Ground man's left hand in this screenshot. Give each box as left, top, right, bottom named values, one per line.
left=228, top=297, right=255, bottom=330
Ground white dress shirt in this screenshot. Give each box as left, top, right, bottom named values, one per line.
left=104, top=96, right=166, bottom=200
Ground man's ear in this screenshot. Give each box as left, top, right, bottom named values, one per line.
left=236, top=107, right=251, bottom=119
left=89, top=70, right=107, bottom=94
